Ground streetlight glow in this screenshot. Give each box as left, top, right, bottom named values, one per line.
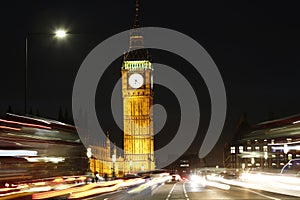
left=55, top=29, right=67, bottom=38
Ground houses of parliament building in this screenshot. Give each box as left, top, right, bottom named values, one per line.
left=88, top=0, right=155, bottom=177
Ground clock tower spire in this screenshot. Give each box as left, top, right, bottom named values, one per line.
left=133, top=0, right=140, bottom=29
left=124, top=0, right=149, bottom=61
left=121, top=0, right=155, bottom=173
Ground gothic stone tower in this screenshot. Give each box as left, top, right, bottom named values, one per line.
left=121, top=0, right=155, bottom=172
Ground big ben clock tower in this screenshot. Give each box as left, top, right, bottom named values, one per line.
left=122, top=0, right=155, bottom=172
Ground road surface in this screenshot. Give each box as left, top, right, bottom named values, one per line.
left=91, top=181, right=298, bottom=200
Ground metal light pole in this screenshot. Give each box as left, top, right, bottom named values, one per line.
left=86, top=147, right=92, bottom=183
left=130, top=160, right=132, bottom=173
left=25, top=37, right=28, bottom=114
left=24, top=29, right=67, bottom=114
left=86, top=147, right=92, bottom=172
left=112, top=154, right=116, bottom=178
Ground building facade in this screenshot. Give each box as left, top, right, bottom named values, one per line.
left=121, top=1, right=155, bottom=172
left=89, top=133, right=125, bottom=177
left=89, top=0, right=155, bottom=176
left=224, top=114, right=300, bottom=171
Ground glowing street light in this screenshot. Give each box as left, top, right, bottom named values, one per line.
left=54, top=29, right=67, bottom=38
left=112, top=154, right=116, bottom=178
left=87, top=147, right=92, bottom=172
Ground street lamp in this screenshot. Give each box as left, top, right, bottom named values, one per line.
left=25, top=29, right=67, bottom=114
left=129, top=160, right=132, bottom=173
left=112, top=154, right=116, bottom=179
left=251, top=157, right=255, bottom=167
left=241, top=163, right=245, bottom=171
left=54, top=29, right=67, bottom=38
left=264, top=152, right=268, bottom=167
left=86, top=147, right=92, bottom=172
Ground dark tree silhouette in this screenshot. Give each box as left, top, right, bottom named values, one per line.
left=232, top=112, right=250, bottom=141
left=29, top=107, right=33, bottom=115
left=36, top=109, right=40, bottom=117
left=7, top=105, right=13, bottom=113
left=64, top=108, right=69, bottom=123
left=58, top=106, right=64, bottom=122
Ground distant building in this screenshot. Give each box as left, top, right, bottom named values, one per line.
left=166, top=154, right=200, bottom=175
left=179, top=159, right=190, bottom=168
left=88, top=133, right=125, bottom=177
left=224, top=114, right=300, bottom=170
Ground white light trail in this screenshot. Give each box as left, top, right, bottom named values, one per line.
left=0, top=150, right=37, bottom=157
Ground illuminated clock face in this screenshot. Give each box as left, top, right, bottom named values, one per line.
left=128, top=73, right=144, bottom=88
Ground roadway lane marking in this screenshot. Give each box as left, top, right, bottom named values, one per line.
left=183, top=181, right=189, bottom=200
left=165, top=183, right=177, bottom=200
left=151, top=181, right=165, bottom=196
left=85, top=190, right=121, bottom=200
left=166, top=182, right=189, bottom=200
left=237, top=187, right=281, bottom=200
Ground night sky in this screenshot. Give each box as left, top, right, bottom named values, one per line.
left=1, top=0, right=300, bottom=165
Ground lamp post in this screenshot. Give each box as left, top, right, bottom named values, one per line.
left=251, top=157, right=255, bottom=169
left=283, top=143, right=289, bottom=164
left=241, top=163, right=245, bottom=172
left=264, top=152, right=268, bottom=168
left=25, top=29, right=67, bottom=114
left=129, top=160, right=132, bottom=173
left=112, top=154, right=116, bottom=179
left=86, top=147, right=92, bottom=172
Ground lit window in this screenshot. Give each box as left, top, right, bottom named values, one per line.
left=263, top=146, right=268, bottom=152
left=239, top=146, right=244, bottom=153
left=272, top=154, right=276, bottom=158
left=230, top=146, right=236, bottom=154
left=272, top=163, right=276, bottom=166
left=255, top=146, right=259, bottom=151
left=271, top=139, right=275, bottom=144
left=288, top=154, right=293, bottom=160
left=247, top=146, right=251, bottom=151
